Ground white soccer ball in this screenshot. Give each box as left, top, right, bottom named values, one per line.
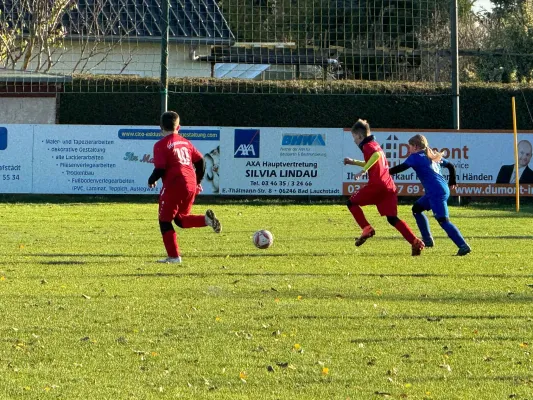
left=253, top=230, right=274, bottom=249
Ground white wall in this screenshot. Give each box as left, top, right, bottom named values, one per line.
left=0, top=97, right=56, bottom=124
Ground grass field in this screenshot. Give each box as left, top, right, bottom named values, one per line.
left=1, top=199, right=532, bottom=399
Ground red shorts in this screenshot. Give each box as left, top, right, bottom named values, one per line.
left=158, top=186, right=196, bottom=222
left=349, top=184, right=398, bottom=216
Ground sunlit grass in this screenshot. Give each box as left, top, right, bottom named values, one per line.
left=1, top=200, right=532, bottom=399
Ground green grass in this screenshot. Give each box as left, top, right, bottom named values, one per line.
left=1, top=201, right=533, bottom=399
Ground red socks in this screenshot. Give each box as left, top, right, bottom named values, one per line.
left=162, top=230, right=179, bottom=257
left=394, top=220, right=417, bottom=244
left=348, top=204, right=370, bottom=229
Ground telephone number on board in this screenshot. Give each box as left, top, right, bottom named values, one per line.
left=343, top=183, right=424, bottom=196
left=3, top=174, right=20, bottom=181
left=252, top=180, right=313, bottom=187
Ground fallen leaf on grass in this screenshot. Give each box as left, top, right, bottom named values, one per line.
left=439, top=364, right=452, bottom=372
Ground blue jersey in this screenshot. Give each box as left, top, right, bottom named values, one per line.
left=404, top=151, right=450, bottom=196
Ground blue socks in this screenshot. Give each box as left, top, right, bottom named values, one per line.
left=414, top=212, right=467, bottom=249
left=439, top=221, right=467, bottom=248
left=413, top=212, right=432, bottom=242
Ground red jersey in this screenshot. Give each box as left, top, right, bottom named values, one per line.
left=361, top=137, right=396, bottom=191
left=153, top=133, right=203, bottom=189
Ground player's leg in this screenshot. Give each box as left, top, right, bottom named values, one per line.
left=431, top=197, right=471, bottom=256
left=347, top=185, right=376, bottom=246
left=157, top=189, right=181, bottom=263
left=380, top=191, right=424, bottom=256
left=412, top=196, right=433, bottom=247
left=173, top=191, right=221, bottom=233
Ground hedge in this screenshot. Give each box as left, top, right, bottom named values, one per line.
left=55, top=76, right=533, bottom=129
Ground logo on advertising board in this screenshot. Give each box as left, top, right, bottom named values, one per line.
left=234, top=129, right=260, bottom=158
left=281, top=134, right=326, bottom=146
left=0, top=127, right=7, bottom=150
left=381, top=134, right=400, bottom=166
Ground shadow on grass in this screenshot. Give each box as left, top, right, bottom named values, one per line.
left=349, top=335, right=529, bottom=343
left=360, top=273, right=533, bottom=278
left=40, top=261, right=87, bottom=265
left=406, top=374, right=533, bottom=384
left=292, top=314, right=530, bottom=321
left=32, top=253, right=133, bottom=257
left=103, top=271, right=533, bottom=281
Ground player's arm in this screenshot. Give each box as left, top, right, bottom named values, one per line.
left=441, top=160, right=457, bottom=187
left=351, top=152, right=382, bottom=180
left=344, top=152, right=381, bottom=170
left=191, top=146, right=206, bottom=185
left=389, top=163, right=410, bottom=175
left=361, top=151, right=381, bottom=173
left=343, top=158, right=366, bottom=167
left=148, top=168, right=165, bottom=187
left=193, top=157, right=206, bottom=184
left=148, top=143, right=165, bottom=187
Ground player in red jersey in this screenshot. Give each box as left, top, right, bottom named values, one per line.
left=344, top=119, right=424, bottom=256
left=148, top=111, right=221, bottom=263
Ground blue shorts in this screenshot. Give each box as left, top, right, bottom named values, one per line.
left=415, top=194, right=449, bottom=219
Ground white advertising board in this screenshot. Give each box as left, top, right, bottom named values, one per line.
left=1, top=124, right=532, bottom=197
left=342, top=130, right=533, bottom=197
left=31, top=125, right=221, bottom=195
left=219, top=127, right=343, bottom=195
left=0, top=125, right=33, bottom=193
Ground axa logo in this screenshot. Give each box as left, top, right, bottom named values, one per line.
left=0, top=127, right=7, bottom=150
left=234, top=129, right=260, bottom=158
left=282, top=134, right=326, bottom=146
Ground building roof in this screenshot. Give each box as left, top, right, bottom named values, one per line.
left=0, top=68, right=71, bottom=83
left=1, top=0, right=235, bottom=45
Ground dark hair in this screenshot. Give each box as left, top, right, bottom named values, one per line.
left=351, top=119, right=371, bottom=137
left=160, top=111, right=180, bottom=131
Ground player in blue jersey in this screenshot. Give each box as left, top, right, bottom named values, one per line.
left=389, top=134, right=471, bottom=256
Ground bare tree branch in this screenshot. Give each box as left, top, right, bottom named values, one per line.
left=1, top=0, right=134, bottom=75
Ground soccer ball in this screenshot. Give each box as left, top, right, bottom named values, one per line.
left=253, top=230, right=274, bottom=249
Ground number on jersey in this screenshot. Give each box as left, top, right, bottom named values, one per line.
left=174, top=147, right=191, bottom=165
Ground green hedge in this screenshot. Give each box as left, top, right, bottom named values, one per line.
left=57, top=77, right=533, bottom=129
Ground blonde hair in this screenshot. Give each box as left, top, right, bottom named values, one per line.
left=408, top=134, right=443, bottom=162
left=351, top=119, right=371, bottom=137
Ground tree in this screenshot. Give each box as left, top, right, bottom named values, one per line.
left=0, top=0, right=74, bottom=71
left=473, top=0, right=533, bottom=82
left=0, top=0, right=132, bottom=74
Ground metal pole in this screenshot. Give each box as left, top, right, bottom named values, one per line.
left=451, top=0, right=459, bottom=130
left=160, top=0, right=170, bottom=114
left=512, top=97, right=520, bottom=212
